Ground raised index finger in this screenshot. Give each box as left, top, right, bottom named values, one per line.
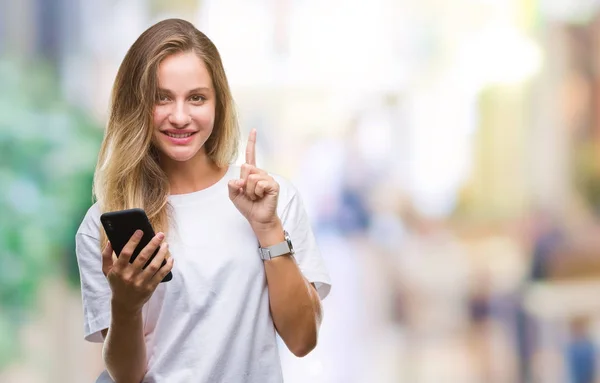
left=245, top=129, right=257, bottom=166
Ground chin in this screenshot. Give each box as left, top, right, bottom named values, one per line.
left=166, top=151, right=198, bottom=162
left=159, top=146, right=202, bottom=163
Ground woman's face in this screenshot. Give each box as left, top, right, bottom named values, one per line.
left=153, top=51, right=216, bottom=163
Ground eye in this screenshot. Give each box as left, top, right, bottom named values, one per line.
left=189, top=95, right=206, bottom=103
left=157, top=94, right=170, bottom=104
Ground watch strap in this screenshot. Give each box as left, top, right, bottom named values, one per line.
left=258, top=231, right=294, bottom=260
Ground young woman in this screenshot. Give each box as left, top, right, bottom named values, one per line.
left=75, top=18, right=331, bottom=383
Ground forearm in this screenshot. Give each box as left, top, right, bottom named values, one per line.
left=257, top=222, right=323, bottom=357
left=103, top=303, right=147, bottom=383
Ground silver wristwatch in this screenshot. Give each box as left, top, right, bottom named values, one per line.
left=258, top=230, right=294, bottom=260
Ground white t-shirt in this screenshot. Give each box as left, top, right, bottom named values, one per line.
left=75, top=165, right=332, bottom=383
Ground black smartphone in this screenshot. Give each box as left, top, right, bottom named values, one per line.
left=100, top=208, right=173, bottom=283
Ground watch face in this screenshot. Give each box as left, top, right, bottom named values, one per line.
left=284, top=230, right=294, bottom=253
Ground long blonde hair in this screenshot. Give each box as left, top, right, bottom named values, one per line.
left=94, top=19, right=239, bottom=246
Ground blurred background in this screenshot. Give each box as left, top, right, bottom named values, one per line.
left=4, top=0, right=600, bottom=382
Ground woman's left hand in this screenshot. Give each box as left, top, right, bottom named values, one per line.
left=228, top=129, right=280, bottom=231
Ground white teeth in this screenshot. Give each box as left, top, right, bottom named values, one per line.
left=166, top=133, right=192, bottom=138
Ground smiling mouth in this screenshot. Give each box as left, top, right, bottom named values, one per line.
left=164, top=132, right=195, bottom=138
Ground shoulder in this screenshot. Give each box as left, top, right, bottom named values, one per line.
left=77, top=202, right=102, bottom=239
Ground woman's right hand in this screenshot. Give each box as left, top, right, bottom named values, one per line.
left=101, top=230, right=174, bottom=314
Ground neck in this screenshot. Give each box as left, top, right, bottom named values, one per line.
left=160, top=149, right=227, bottom=195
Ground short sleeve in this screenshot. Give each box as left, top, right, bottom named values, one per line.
left=278, top=180, right=332, bottom=300
left=75, top=206, right=112, bottom=343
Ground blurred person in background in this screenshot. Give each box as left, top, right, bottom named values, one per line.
left=75, top=18, right=331, bottom=383
left=467, top=270, right=494, bottom=382
left=516, top=209, right=564, bottom=382
left=566, top=316, right=596, bottom=383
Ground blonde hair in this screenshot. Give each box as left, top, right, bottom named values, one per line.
left=94, top=18, right=239, bottom=246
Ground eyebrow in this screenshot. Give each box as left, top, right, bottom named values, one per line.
left=158, top=87, right=212, bottom=95
left=158, top=86, right=211, bottom=93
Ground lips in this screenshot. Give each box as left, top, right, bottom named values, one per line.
left=165, top=132, right=194, bottom=138
left=161, top=131, right=197, bottom=145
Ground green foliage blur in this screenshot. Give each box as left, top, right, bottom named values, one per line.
left=0, top=57, right=103, bottom=368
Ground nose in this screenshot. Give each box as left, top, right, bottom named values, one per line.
left=168, top=101, right=191, bottom=127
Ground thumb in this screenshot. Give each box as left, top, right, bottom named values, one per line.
left=228, top=179, right=245, bottom=200
left=101, top=241, right=114, bottom=277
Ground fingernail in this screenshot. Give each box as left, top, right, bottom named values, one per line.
left=135, top=230, right=143, bottom=238
left=157, top=232, right=165, bottom=240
